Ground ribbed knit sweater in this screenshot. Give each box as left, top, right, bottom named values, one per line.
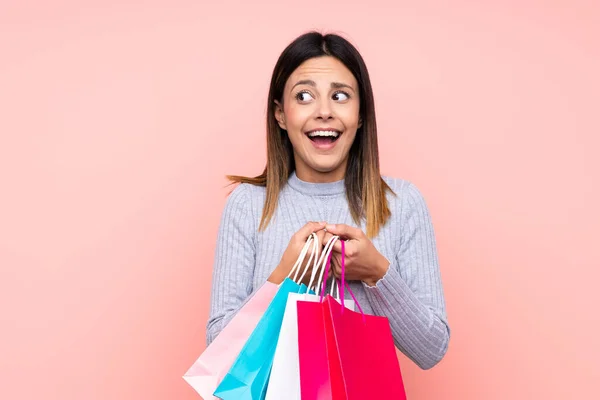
left=206, top=171, right=450, bottom=369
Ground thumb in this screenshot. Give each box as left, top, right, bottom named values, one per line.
left=325, top=223, right=361, bottom=239
left=298, top=221, right=327, bottom=239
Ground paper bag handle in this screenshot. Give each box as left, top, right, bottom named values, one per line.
left=320, top=239, right=365, bottom=320
left=287, top=232, right=318, bottom=284
left=309, top=235, right=338, bottom=293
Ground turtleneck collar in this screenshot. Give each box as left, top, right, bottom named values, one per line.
left=286, top=171, right=345, bottom=196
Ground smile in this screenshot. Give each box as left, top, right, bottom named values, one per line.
left=304, top=129, right=342, bottom=151
left=305, top=129, right=341, bottom=142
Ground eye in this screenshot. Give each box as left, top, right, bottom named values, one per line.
left=295, top=91, right=314, bottom=102
left=332, top=91, right=350, bottom=101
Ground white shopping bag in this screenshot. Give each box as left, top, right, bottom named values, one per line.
left=265, top=236, right=353, bottom=400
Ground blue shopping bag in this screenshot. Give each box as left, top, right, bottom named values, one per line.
left=213, top=278, right=310, bottom=400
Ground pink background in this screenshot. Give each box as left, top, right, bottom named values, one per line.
left=1, top=1, right=599, bottom=399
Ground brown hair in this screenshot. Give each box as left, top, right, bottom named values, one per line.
left=227, top=31, right=393, bottom=238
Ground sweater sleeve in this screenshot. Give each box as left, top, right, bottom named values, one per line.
left=205, top=184, right=259, bottom=345
left=362, top=181, right=450, bottom=370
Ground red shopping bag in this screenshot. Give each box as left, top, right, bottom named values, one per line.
left=324, top=294, right=406, bottom=399
left=297, top=300, right=333, bottom=399
left=297, top=236, right=350, bottom=400
left=322, top=296, right=347, bottom=399
left=298, top=239, right=407, bottom=400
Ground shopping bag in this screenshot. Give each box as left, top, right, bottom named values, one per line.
left=297, top=236, right=351, bottom=400
left=299, top=239, right=407, bottom=400
left=213, top=233, right=321, bottom=400
left=212, top=278, right=306, bottom=399
left=324, top=293, right=407, bottom=399
left=182, top=281, right=279, bottom=400
left=265, top=236, right=354, bottom=400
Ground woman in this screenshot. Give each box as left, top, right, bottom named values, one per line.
left=206, top=31, right=450, bottom=370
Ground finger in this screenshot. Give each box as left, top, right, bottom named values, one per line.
left=328, top=255, right=337, bottom=277
left=315, top=229, right=326, bottom=248
left=331, top=254, right=342, bottom=277
left=324, top=231, right=337, bottom=241
left=331, top=238, right=359, bottom=257
left=322, top=232, right=346, bottom=254
left=332, top=262, right=341, bottom=278
left=325, top=223, right=363, bottom=240
left=296, top=221, right=327, bottom=240
left=322, top=231, right=335, bottom=247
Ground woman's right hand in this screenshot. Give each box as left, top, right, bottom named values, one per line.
left=267, top=221, right=327, bottom=286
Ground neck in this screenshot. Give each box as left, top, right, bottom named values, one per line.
left=294, top=162, right=347, bottom=183
left=287, top=170, right=345, bottom=196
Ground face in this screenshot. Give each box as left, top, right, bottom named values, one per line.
left=275, top=56, right=362, bottom=183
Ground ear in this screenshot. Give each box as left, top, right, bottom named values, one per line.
left=357, top=116, right=363, bottom=129
left=274, top=100, right=287, bottom=130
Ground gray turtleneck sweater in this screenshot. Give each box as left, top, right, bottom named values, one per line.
left=206, top=172, right=450, bottom=370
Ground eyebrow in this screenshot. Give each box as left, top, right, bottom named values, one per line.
left=291, top=79, right=356, bottom=93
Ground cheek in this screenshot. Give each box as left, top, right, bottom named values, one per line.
left=336, top=105, right=361, bottom=130
left=285, top=104, right=312, bottom=131
left=339, top=115, right=359, bottom=143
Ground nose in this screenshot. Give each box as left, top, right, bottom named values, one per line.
left=316, top=99, right=333, bottom=120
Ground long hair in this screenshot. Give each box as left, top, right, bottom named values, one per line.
left=227, top=31, right=393, bottom=238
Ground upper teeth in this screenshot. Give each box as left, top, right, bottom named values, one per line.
left=308, top=130, right=340, bottom=138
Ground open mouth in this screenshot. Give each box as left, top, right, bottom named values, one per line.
left=305, top=129, right=342, bottom=145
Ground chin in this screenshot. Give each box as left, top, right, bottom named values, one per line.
left=297, top=151, right=347, bottom=176
left=309, top=162, right=344, bottom=174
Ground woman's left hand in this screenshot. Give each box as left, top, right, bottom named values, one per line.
left=323, top=224, right=390, bottom=287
